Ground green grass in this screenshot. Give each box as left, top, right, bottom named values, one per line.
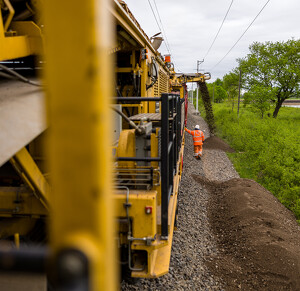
left=210, top=102, right=300, bottom=221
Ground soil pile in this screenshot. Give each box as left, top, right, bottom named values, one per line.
left=194, top=175, right=300, bottom=290
left=203, top=136, right=235, bottom=153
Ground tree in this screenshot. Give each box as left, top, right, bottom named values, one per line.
left=207, top=78, right=227, bottom=103
left=238, top=39, right=300, bottom=118
left=214, top=78, right=223, bottom=87
left=223, top=71, right=240, bottom=110
left=243, top=85, right=273, bottom=118
left=214, top=85, right=227, bottom=103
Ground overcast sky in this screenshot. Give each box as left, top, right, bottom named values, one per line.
left=123, top=0, right=300, bottom=82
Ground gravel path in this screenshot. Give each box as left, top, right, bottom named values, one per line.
left=121, top=104, right=239, bottom=290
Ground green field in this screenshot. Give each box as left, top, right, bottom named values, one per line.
left=209, top=103, right=300, bottom=221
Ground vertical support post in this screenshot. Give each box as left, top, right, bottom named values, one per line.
left=45, top=0, right=116, bottom=290
left=196, top=83, right=199, bottom=112
left=191, top=82, right=194, bottom=106
left=161, top=93, right=169, bottom=239
left=238, top=69, right=242, bottom=117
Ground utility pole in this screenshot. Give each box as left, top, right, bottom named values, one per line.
left=237, top=69, right=242, bottom=117
left=196, top=83, right=198, bottom=112
left=191, top=82, right=194, bottom=106
left=196, top=60, right=203, bottom=113
left=197, top=59, right=204, bottom=74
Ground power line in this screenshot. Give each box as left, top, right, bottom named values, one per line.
left=147, top=0, right=163, bottom=38
left=210, top=0, right=271, bottom=71
left=147, top=0, right=171, bottom=57
left=152, top=0, right=172, bottom=55
left=147, top=0, right=182, bottom=72
left=203, top=0, right=234, bottom=60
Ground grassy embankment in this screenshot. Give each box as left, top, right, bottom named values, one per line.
left=204, top=103, right=300, bottom=221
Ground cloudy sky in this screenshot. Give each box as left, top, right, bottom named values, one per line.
left=123, top=0, right=300, bottom=82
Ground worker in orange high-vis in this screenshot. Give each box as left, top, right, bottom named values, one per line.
left=185, top=125, right=205, bottom=159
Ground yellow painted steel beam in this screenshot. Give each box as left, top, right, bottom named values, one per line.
left=10, top=147, right=50, bottom=209
left=0, top=36, right=33, bottom=61
left=10, top=21, right=43, bottom=53
left=0, top=16, right=43, bottom=61
left=0, top=187, right=47, bottom=216
left=44, top=0, right=116, bottom=289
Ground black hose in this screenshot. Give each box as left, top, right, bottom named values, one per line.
left=137, top=73, right=141, bottom=96
left=146, top=60, right=158, bottom=91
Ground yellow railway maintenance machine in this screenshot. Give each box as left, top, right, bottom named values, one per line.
left=112, top=1, right=187, bottom=279
left=0, top=0, right=208, bottom=289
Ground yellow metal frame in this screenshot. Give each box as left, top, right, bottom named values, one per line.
left=44, top=0, right=116, bottom=289
left=9, top=147, right=50, bottom=209
left=0, top=6, right=43, bottom=61
left=131, top=144, right=185, bottom=278
left=115, top=190, right=157, bottom=238
left=0, top=187, right=47, bottom=217
left=114, top=120, right=185, bottom=278
left=3, top=0, right=15, bottom=32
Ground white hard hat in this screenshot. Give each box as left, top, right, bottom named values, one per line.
left=195, top=125, right=200, bottom=130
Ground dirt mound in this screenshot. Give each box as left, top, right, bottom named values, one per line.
left=203, top=136, right=235, bottom=153
left=194, top=176, right=300, bottom=290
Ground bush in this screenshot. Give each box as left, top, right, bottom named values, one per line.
left=213, top=103, right=300, bottom=221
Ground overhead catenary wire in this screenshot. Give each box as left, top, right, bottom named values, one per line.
left=147, top=0, right=163, bottom=39
left=146, top=0, right=171, bottom=55
left=147, top=0, right=183, bottom=72
left=203, top=0, right=234, bottom=60
left=210, top=0, right=271, bottom=71
left=152, top=0, right=172, bottom=55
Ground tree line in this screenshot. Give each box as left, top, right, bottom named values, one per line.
left=195, top=39, right=300, bottom=118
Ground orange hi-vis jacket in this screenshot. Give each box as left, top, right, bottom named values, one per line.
left=185, top=128, right=204, bottom=145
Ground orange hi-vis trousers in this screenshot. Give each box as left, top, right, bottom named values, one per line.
left=194, top=144, right=203, bottom=157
